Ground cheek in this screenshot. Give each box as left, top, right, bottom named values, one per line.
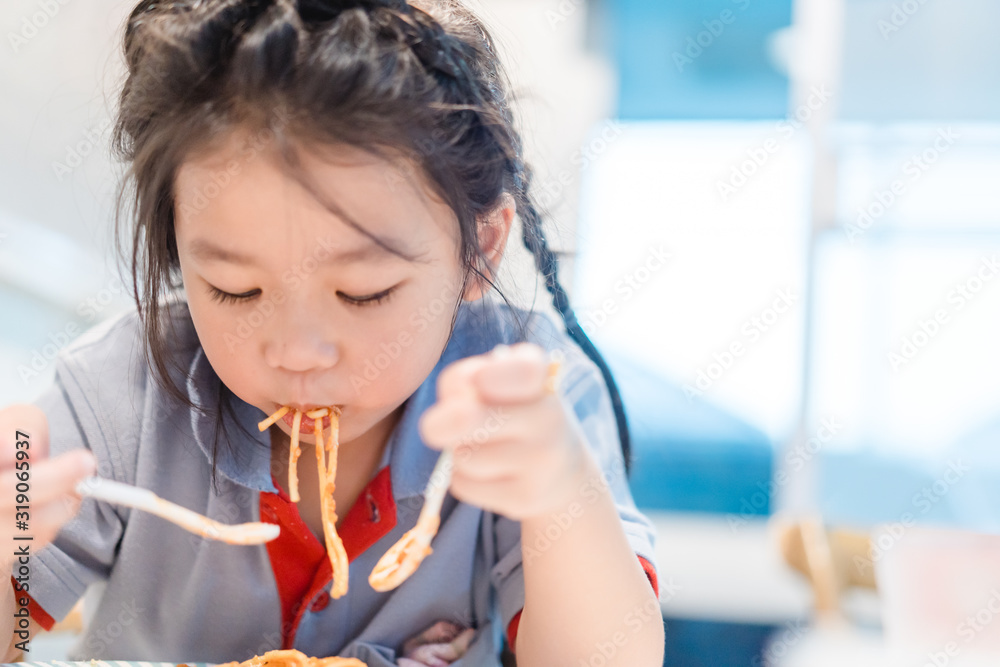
left=344, top=299, right=455, bottom=403
left=184, top=292, right=257, bottom=393
left=346, top=326, right=436, bottom=401
left=210, top=351, right=250, bottom=394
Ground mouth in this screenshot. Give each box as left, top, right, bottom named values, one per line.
left=280, top=406, right=342, bottom=433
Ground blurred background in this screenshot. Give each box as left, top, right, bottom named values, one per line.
left=2, top=0, right=1000, bottom=665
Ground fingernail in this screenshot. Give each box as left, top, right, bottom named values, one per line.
left=76, top=450, right=97, bottom=476
left=491, top=344, right=511, bottom=358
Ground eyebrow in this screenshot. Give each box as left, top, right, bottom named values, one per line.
left=188, top=238, right=397, bottom=266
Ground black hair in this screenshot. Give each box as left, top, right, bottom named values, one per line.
left=112, top=0, right=632, bottom=481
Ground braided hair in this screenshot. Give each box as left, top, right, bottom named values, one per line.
left=113, top=0, right=632, bottom=474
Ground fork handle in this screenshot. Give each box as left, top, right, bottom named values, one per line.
left=76, top=476, right=158, bottom=512
left=74, top=476, right=279, bottom=545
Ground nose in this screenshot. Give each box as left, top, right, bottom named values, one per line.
left=264, top=335, right=339, bottom=373
left=263, top=306, right=340, bottom=372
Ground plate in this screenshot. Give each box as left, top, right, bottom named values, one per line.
left=9, top=662, right=213, bottom=667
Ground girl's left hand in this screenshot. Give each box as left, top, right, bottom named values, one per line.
left=419, top=343, right=593, bottom=521
left=397, top=621, right=476, bottom=667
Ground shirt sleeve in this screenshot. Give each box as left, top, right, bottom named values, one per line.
left=9, top=355, right=130, bottom=626
left=489, top=345, right=659, bottom=649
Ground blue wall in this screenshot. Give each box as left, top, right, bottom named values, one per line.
left=606, top=0, right=793, bottom=119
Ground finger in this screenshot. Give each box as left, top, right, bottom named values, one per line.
left=472, top=343, right=549, bottom=405
left=450, top=627, right=476, bottom=655
left=21, top=495, right=83, bottom=547
left=1, top=450, right=97, bottom=506
left=446, top=399, right=564, bottom=477
left=419, top=398, right=502, bottom=451
left=0, top=404, right=50, bottom=466
left=418, top=621, right=463, bottom=644
left=407, top=643, right=461, bottom=665
left=402, top=621, right=463, bottom=654
left=451, top=437, right=532, bottom=481
left=448, top=471, right=521, bottom=514
left=436, top=356, right=490, bottom=401
left=397, top=658, right=435, bottom=667
left=34, top=493, right=82, bottom=529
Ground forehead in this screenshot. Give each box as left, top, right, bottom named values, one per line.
left=173, top=127, right=459, bottom=260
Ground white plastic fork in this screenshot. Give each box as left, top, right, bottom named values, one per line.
left=75, top=476, right=280, bottom=545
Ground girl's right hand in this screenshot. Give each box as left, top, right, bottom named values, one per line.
left=0, top=404, right=96, bottom=572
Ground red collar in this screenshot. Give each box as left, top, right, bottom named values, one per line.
left=260, top=465, right=397, bottom=648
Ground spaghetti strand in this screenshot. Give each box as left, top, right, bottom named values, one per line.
left=324, top=407, right=350, bottom=598
left=289, top=410, right=303, bottom=503
left=260, top=404, right=349, bottom=598
left=257, top=405, right=290, bottom=431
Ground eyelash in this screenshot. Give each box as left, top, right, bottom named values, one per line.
left=206, top=285, right=396, bottom=307
left=339, top=287, right=396, bottom=307
left=208, top=286, right=259, bottom=305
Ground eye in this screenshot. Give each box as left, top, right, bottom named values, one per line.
left=338, top=287, right=396, bottom=307
left=208, top=285, right=261, bottom=305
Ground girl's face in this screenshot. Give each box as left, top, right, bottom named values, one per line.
left=173, top=127, right=506, bottom=447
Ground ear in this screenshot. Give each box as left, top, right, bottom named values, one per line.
left=463, top=192, right=516, bottom=302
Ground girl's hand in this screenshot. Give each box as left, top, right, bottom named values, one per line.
left=0, top=404, right=96, bottom=571
left=397, top=621, right=475, bottom=667
left=419, top=343, right=592, bottom=521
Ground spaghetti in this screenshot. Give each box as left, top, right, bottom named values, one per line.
left=212, top=648, right=367, bottom=667
left=258, top=405, right=349, bottom=599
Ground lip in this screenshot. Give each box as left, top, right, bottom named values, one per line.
left=280, top=406, right=340, bottom=433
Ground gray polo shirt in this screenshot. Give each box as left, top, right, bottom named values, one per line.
left=12, top=297, right=657, bottom=665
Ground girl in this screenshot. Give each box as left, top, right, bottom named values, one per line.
left=0, top=1, right=662, bottom=665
